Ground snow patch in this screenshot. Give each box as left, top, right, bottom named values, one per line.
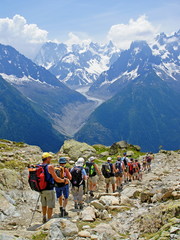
left=62, top=54, right=80, bottom=65
left=153, top=63, right=180, bottom=81
left=0, top=73, right=56, bottom=86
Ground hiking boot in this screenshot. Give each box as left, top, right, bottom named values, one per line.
left=79, top=203, right=83, bottom=210
left=59, top=207, right=63, bottom=217
left=61, top=209, right=68, bottom=217
left=90, top=191, right=94, bottom=197
left=74, top=202, right=78, bottom=209
left=42, top=216, right=46, bottom=224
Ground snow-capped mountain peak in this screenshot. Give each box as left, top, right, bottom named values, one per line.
left=34, top=41, right=120, bottom=88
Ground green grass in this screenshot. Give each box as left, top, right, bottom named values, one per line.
left=32, top=231, right=48, bottom=240
left=4, top=160, right=26, bottom=170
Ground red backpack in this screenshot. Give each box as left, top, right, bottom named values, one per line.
left=28, top=164, right=48, bottom=192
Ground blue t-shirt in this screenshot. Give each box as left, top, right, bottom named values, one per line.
left=43, top=164, right=54, bottom=190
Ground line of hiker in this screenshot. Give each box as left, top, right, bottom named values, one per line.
left=28, top=151, right=153, bottom=224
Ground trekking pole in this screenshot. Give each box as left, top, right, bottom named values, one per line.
left=86, top=178, right=90, bottom=204
left=29, top=194, right=40, bottom=227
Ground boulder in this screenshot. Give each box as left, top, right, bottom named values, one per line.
left=140, top=192, right=153, bottom=203
left=59, top=219, right=78, bottom=237
left=0, top=169, right=23, bottom=190
left=0, top=233, right=27, bottom=240
left=90, top=200, right=105, bottom=210
left=99, top=209, right=111, bottom=220
left=80, top=206, right=96, bottom=222
left=121, top=187, right=142, bottom=198
left=120, top=194, right=135, bottom=206
left=110, top=141, right=128, bottom=154
left=126, top=151, right=134, bottom=157
left=99, top=195, right=119, bottom=206
left=99, top=151, right=109, bottom=157
left=48, top=219, right=64, bottom=240
left=133, top=145, right=141, bottom=151
left=108, top=205, right=131, bottom=212
left=116, top=141, right=128, bottom=149
left=78, top=230, right=91, bottom=238
left=60, top=139, right=96, bottom=160
left=93, top=223, right=120, bottom=239
left=0, top=192, right=16, bottom=220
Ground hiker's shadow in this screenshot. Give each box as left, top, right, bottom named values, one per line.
left=27, top=223, right=43, bottom=231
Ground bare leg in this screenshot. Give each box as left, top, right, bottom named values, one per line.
left=47, top=207, right=53, bottom=220
left=112, top=184, right=115, bottom=193
left=63, top=198, right=68, bottom=208
left=58, top=196, right=63, bottom=207
left=106, top=183, right=109, bottom=192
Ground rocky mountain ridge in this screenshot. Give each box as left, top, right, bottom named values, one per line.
left=34, top=41, right=120, bottom=88
left=0, top=139, right=179, bottom=240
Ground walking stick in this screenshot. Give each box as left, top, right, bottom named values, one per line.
left=29, top=194, right=40, bottom=227
left=86, top=178, right=90, bottom=204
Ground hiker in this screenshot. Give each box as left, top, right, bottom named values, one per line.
left=114, top=156, right=124, bottom=191
left=132, top=159, right=140, bottom=180
left=136, top=159, right=142, bottom=180
left=142, top=157, right=147, bottom=171
left=40, top=152, right=68, bottom=223
left=146, top=154, right=152, bottom=171
left=121, top=152, right=129, bottom=183
left=84, top=156, right=101, bottom=197
left=102, top=157, right=116, bottom=193
left=55, top=157, right=72, bottom=217
left=70, top=158, right=88, bottom=210
left=127, top=158, right=134, bottom=182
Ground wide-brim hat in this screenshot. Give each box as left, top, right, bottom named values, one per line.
left=42, top=152, right=52, bottom=159
left=75, top=157, right=84, bottom=167
left=59, top=157, right=66, bottom=164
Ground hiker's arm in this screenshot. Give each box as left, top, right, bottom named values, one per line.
left=48, top=165, right=66, bottom=183
left=82, top=169, right=88, bottom=180
left=94, top=164, right=101, bottom=175
left=65, top=168, right=72, bottom=180
left=112, top=164, right=116, bottom=173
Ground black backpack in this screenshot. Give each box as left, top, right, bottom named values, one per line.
left=123, top=157, right=127, bottom=166
left=54, top=166, right=65, bottom=188
left=101, top=163, right=111, bottom=178
left=84, top=162, right=96, bottom=177
left=70, top=167, right=83, bottom=187
left=115, top=161, right=123, bottom=173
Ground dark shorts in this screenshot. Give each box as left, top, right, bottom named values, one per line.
left=55, top=184, right=69, bottom=199
left=124, top=166, right=129, bottom=172
left=129, top=170, right=134, bottom=175
left=115, top=172, right=123, bottom=177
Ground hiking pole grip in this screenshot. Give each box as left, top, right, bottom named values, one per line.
left=29, top=194, right=40, bottom=227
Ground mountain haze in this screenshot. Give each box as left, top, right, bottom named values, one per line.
left=0, top=75, right=64, bottom=152
left=75, top=70, right=180, bottom=152
left=0, top=43, right=92, bottom=137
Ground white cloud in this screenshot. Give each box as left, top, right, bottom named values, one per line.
left=0, top=15, right=48, bottom=59
left=107, top=15, right=159, bottom=49
left=65, top=32, right=91, bottom=47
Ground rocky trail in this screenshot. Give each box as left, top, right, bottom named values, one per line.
left=0, top=140, right=180, bottom=240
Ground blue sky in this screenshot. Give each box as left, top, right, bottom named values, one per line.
left=0, top=0, right=179, bottom=58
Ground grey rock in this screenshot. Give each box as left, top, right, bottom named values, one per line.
left=121, top=187, right=142, bottom=198
left=80, top=206, right=96, bottom=222
left=93, top=223, right=120, bottom=239
left=99, top=151, right=109, bottom=157
left=0, top=192, right=16, bottom=220
left=99, top=195, right=119, bottom=206
left=60, top=139, right=96, bottom=160
left=59, top=219, right=78, bottom=237
left=90, top=200, right=105, bottom=210
left=49, top=219, right=65, bottom=240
